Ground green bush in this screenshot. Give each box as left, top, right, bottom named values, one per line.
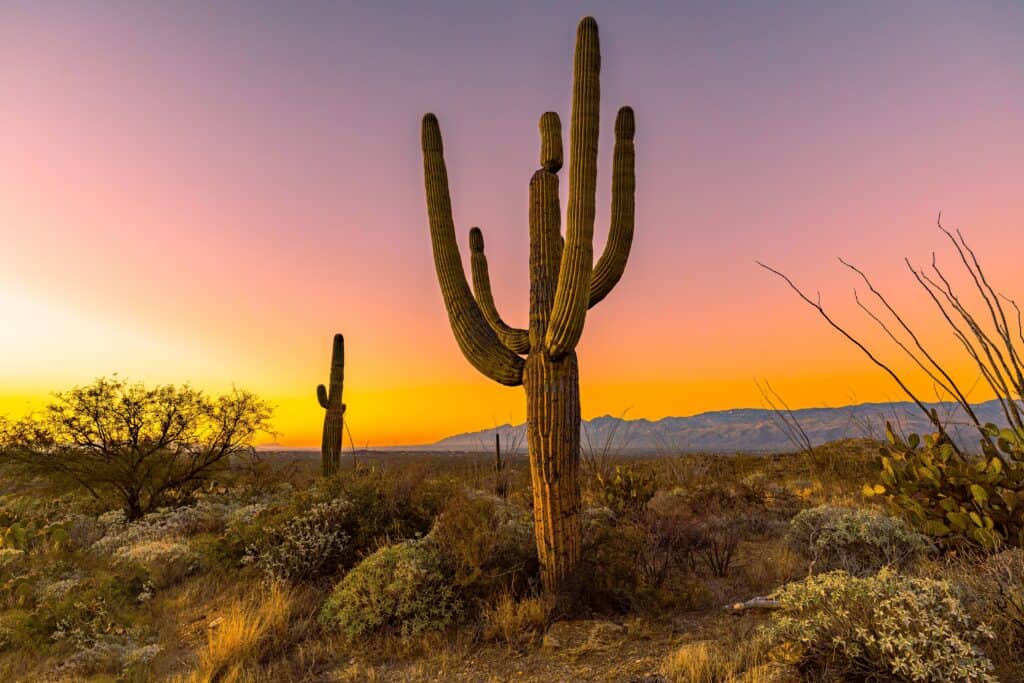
left=765, top=568, right=996, bottom=682
left=874, top=424, right=1024, bottom=550
left=428, top=492, right=537, bottom=604
left=319, top=539, right=460, bottom=641
left=786, top=505, right=932, bottom=576
left=318, top=466, right=454, bottom=551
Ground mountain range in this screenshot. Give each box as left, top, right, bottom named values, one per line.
left=421, top=400, right=1011, bottom=454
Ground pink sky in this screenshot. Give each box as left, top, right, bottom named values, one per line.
left=2, top=1, right=1023, bottom=445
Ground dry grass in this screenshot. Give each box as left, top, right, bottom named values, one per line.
left=481, top=593, right=551, bottom=647
left=180, top=582, right=295, bottom=683
left=661, top=638, right=791, bottom=683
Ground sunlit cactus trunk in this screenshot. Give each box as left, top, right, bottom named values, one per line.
left=316, top=334, right=346, bottom=477
left=420, top=16, right=636, bottom=609
left=524, top=351, right=582, bottom=601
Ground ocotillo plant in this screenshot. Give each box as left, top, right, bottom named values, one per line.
left=421, top=16, right=635, bottom=606
left=316, top=334, right=346, bottom=477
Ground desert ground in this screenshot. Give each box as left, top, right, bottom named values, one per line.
left=1, top=438, right=1020, bottom=682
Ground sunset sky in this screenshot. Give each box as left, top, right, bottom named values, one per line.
left=2, top=1, right=1023, bottom=446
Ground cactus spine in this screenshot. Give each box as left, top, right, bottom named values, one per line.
left=421, top=16, right=636, bottom=608
left=316, top=333, right=346, bottom=477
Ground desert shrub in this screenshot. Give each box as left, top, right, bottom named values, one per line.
left=92, top=499, right=232, bottom=556
left=429, top=492, right=538, bottom=604
left=319, top=539, right=461, bottom=641
left=953, top=549, right=1024, bottom=680
left=319, top=466, right=454, bottom=551
left=874, top=426, right=1024, bottom=550
left=35, top=570, right=141, bottom=648
left=682, top=483, right=779, bottom=577
left=592, top=463, right=658, bottom=515
left=246, top=498, right=352, bottom=583
left=114, top=538, right=197, bottom=589
left=480, top=593, right=550, bottom=647
left=765, top=568, right=996, bottom=682
left=786, top=505, right=932, bottom=576
left=0, top=567, right=152, bottom=678
left=580, top=506, right=711, bottom=613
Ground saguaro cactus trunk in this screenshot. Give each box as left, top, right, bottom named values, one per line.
left=316, top=334, right=346, bottom=477
left=421, top=16, right=636, bottom=609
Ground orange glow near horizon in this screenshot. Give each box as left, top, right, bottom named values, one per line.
left=3, top=3, right=1023, bottom=447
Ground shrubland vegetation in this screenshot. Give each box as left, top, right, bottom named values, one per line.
left=1, top=385, right=1021, bottom=681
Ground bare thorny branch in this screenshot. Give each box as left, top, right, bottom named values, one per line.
left=754, top=378, right=813, bottom=457
left=758, top=217, right=1024, bottom=457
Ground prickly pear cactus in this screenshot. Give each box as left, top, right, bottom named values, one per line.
left=869, top=422, right=1024, bottom=550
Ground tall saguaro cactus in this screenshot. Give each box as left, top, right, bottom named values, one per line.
left=316, top=333, right=346, bottom=477
left=421, top=16, right=636, bottom=606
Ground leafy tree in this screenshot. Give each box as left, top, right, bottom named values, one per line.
left=0, top=376, right=271, bottom=519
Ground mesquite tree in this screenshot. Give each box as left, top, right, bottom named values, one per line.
left=421, top=16, right=636, bottom=605
left=316, top=333, right=346, bottom=477
left=0, top=377, right=271, bottom=520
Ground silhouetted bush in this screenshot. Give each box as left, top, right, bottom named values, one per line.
left=0, top=377, right=271, bottom=520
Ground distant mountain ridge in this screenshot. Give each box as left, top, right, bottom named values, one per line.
left=423, top=400, right=1010, bottom=453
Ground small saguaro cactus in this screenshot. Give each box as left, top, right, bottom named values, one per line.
left=421, top=16, right=636, bottom=607
left=316, top=333, right=346, bottom=477
left=494, top=433, right=509, bottom=499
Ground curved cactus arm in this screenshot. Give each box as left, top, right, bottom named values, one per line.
left=589, top=106, right=635, bottom=308
left=316, top=384, right=329, bottom=409
left=468, top=228, right=531, bottom=354
left=422, top=114, right=525, bottom=386
left=546, top=17, right=600, bottom=358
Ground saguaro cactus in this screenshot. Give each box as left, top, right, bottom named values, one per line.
left=316, top=333, right=346, bottom=477
left=421, top=16, right=636, bottom=607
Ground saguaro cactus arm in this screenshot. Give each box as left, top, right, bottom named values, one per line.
left=589, top=106, right=635, bottom=307
left=317, top=334, right=346, bottom=407
left=469, top=227, right=531, bottom=354
left=528, top=167, right=563, bottom=349
left=539, top=111, right=563, bottom=173
left=546, top=17, right=600, bottom=358
left=422, top=114, right=525, bottom=386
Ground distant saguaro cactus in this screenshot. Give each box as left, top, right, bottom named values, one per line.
left=494, top=433, right=509, bottom=499
left=316, top=334, right=346, bottom=477
left=421, top=16, right=636, bottom=607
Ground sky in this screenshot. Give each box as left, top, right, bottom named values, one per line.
left=2, top=1, right=1023, bottom=446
